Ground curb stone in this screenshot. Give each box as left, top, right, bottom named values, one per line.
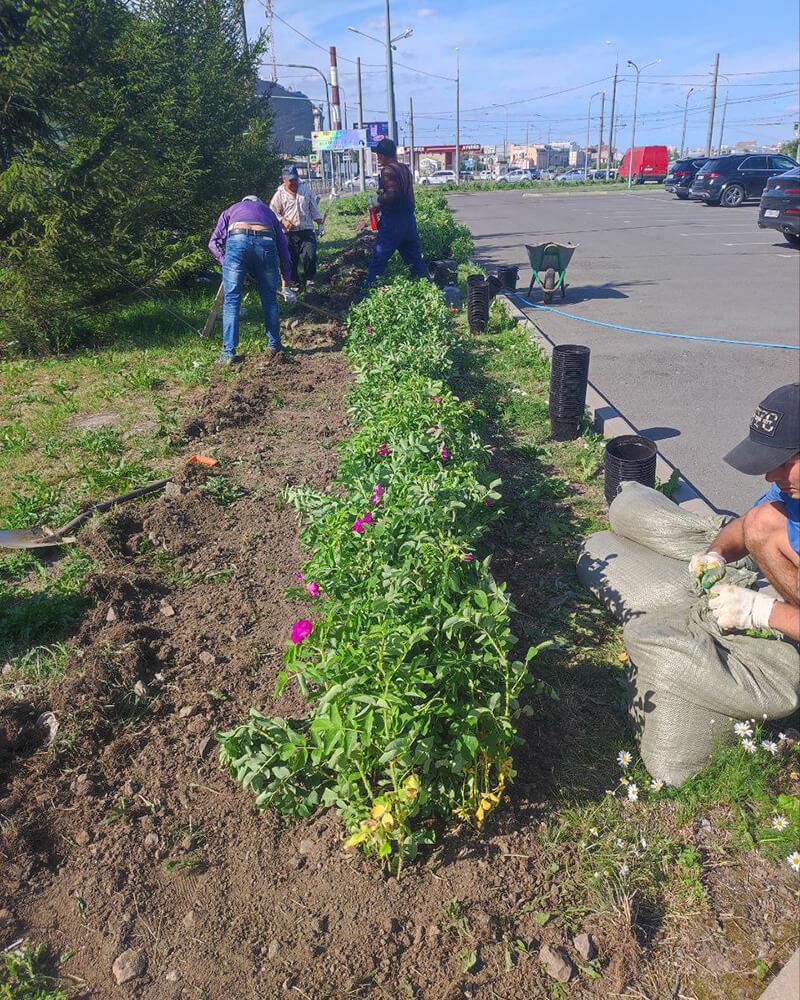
left=758, top=949, right=800, bottom=1000
left=497, top=293, right=715, bottom=517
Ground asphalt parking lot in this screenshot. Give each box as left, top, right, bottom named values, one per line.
left=449, top=188, right=800, bottom=514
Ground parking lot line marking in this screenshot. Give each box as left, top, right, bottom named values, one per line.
left=723, top=241, right=776, bottom=246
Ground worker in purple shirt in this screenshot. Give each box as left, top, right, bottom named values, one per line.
left=208, top=195, right=295, bottom=364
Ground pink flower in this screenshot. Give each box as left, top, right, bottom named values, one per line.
left=307, top=581, right=320, bottom=598
left=484, top=498, right=493, bottom=506
left=352, top=518, right=366, bottom=533
left=294, top=572, right=305, bottom=581
left=370, top=484, right=385, bottom=505
left=377, top=442, right=391, bottom=457
left=367, top=326, right=373, bottom=334
left=361, top=511, right=374, bottom=526
left=290, top=619, right=313, bottom=644
left=429, top=395, right=443, bottom=403
left=440, top=445, right=449, bottom=463
left=462, top=553, right=474, bottom=562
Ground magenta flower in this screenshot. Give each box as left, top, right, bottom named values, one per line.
left=440, top=445, right=449, bottom=463
left=307, top=581, right=320, bottom=598
left=377, top=442, right=391, bottom=457
left=463, top=553, right=474, bottom=562
left=352, top=518, right=366, bottom=533
left=294, top=572, right=306, bottom=582
left=484, top=498, right=493, bottom=506
left=370, top=483, right=385, bottom=505
left=367, top=326, right=374, bottom=334
left=361, top=511, right=374, bottom=526
left=429, top=395, right=443, bottom=404
left=290, top=619, right=313, bottom=644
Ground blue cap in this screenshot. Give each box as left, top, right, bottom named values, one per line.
left=282, top=165, right=300, bottom=179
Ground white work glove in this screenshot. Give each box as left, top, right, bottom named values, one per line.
left=368, top=195, right=379, bottom=209
left=316, top=224, right=325, bottom=238
left=708, top=585, right=775, bottom=631
left=688, top=550, right=727, bottom=591
left=281, top=286, right=297, bottom=304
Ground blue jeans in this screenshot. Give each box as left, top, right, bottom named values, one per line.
left=366, top=210, right=430, bottom=286
left=222, top=233, right=281, bottom=357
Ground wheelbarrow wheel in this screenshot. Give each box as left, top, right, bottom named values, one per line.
left=542, top=268, right=556, bottom=304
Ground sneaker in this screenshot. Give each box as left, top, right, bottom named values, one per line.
left=216, top=353, right=244, bottom=366
left=267, top=347, right=286, bottom=364
left=305, top=279, right=315, bottom=291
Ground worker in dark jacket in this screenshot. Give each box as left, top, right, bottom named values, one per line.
left=366, top=138, right=430, bottom=286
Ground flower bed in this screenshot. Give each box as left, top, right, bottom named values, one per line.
left=219, top=278, right=547, bottom=870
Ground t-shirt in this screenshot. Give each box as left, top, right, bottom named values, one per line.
left=207, top=199, right=293, bottom=281
left=754, top=482, right=800, bottom=555
left=270, top=183, right=322, bottom=231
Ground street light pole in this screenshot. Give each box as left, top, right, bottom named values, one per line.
left=357, top=57, right=366, bottom=192
left=597, top=91, right=605, bottom=173
left=455, top=47, right=461, bottom=183
left=717, top=87, right=729, bottom=155
left=385, top=0, right=397, bottom=142
left=626, top=57, right=660, bottom=189
left=605, top=42, right=619, bottom=176
left=680, top=87, right=694, bottom=157
left=586, top=92, right=601, bottom=178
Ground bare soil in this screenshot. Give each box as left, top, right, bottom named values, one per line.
left=1, top=235, right=796, bottom=999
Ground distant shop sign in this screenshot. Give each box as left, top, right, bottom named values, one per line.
left=312, top=129, right=367, bottom=151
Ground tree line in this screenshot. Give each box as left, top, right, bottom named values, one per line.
left=0, top=0, right=279, bottom=352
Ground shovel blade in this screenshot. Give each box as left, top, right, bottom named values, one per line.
left=0, top=529, right=74, bottom=550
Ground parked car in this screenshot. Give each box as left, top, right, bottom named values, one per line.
left=758, top=166, right=800, bottom=246
left=556, top=168, right=589, bottom=183
left=343, top=175, right=378, bottom=191
left=590, top=168, right=616, bottom=180
left=618, top=145, right=668, bottom=184
left=421, top=169, right=457, bottom=186
left=497, top=168, right=538, bottom=183
left=664, top=157, right=708, bottom=199
left=538, top=169, right=557, bottom=181
left=690, top=153, right=798, bottom=207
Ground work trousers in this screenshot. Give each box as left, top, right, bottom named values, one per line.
left=222, top=233, right=281, bottom=357
left=287, top=229, right=317, bottom=284
left=366, top=211, right=430, bottom=286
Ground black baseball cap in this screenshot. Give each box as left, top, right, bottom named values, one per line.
left=723, top=383, right=800, bottom=475
left=374, top=138, right=397, bottom=158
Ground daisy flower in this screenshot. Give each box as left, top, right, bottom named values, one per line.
left=772, top=816, right=789, bottom=831
left=761, top=740, right=779, bottom=755
left=778, top=732, right=787, bottom=742
left=617, top=750, right=632, bottom=769
left=741, top=738, right=757, bottom=754
left=627, top=784, right=639, bottom=802
left=787, top=852, right=800, bottom=873
left=650, top=779, right=664, bottom=793
left=589, top=827, right=599, bottom=838
left=734, top=721, right=753, bottom=738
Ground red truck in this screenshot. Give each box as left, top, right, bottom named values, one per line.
left=618, top=145, right=668, bottom=184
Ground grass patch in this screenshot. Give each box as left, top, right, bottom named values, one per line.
left=0, top=945, right=71, bottom=1000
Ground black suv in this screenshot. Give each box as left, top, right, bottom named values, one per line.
left=690, top=153, right=798, bottom=207
left=664, top=157, right=708, bottom=199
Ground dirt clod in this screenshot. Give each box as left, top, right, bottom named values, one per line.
left=539, top=944, right=574, bottom=982
left=112, top=947, right=147, bottom=985
left=573, top=932, right=596, bottom=961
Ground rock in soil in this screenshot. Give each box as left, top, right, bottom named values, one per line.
left=112, top=948, right=147, bottom=985
left=573, top=932, right=596, bottom=961
left=539, top=944, right=574, bottom=982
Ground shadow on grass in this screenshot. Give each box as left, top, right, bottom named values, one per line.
left=451, top=321, right=631, bottom=812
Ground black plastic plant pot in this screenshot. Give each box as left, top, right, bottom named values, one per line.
left=467, top=273, right=486, bottom=287
left=432, top=259, right=458, bottom=288
left=550, top=416, right=580, bottom=441
left=604, top=434, right=658, bottom=505
left=486, top=273, right=503, bottom=298
left=498, top=265, right=519, bottom=291
left=467, top=279, right=490, bottom=332
left=549, top=344, right=590, bottom=419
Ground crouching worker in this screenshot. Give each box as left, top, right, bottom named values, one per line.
left=270, top=166, right=324, bottom=291
left=366, top=138, right=431, bottom=287
left=208, top=195, right=295, bottom=365
left=577, top=383, right=799, bottom=786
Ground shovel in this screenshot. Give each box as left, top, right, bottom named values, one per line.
left=0, top=478, right=169, bottom=550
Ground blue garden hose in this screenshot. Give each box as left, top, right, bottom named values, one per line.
left=511, top=292, right=800, bottom=352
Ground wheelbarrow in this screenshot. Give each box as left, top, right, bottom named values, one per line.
left=525, top=242, right=578, bottom=304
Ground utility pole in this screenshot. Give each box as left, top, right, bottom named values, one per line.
left=237, top=0, right=248, bottom=52
left=680, top=87, right=694, bottom=157
left=597, top=91, right=605, bottom=172
left=329, top=47, right=342, bottom=194
left=357, top=57, right=366, bottom=192
left=705, top=52, right=720, bottom=158
left=385, top=0, right=397, bottom=142
left=263, top=0, right=277, bottom=81
left=606, top=61, right=618, bottom=174
left=409, top=96, right=416, bottom=180
left=717, top=88, right=729, bottom=154
left=586, top=92, right=600, bottom=178
left=455, top=47, right=461, bottom=184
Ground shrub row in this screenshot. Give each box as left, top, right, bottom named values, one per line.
left=219, top=277, right=546, bottom=869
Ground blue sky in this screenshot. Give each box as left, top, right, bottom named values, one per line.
left=244, top=0, right=800, bottom=152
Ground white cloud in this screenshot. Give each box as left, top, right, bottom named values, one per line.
left=417, top=8, right=436, bottom=16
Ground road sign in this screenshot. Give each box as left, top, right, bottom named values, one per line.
left=312, top=129, right=367, bottom=152
left=309, top=153, right=319, bottom=163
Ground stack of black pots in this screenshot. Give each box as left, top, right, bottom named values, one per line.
left=604, top=435, right=657, bottom=505
left=549, top=343, right=590, bottom=440
left=496, top=265, right=519, bottom=292
left=467, top=275, right=490, bottom=332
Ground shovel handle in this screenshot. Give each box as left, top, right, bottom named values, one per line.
left=54, top=479, right=170, bottom=536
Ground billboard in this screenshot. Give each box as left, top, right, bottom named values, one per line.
left=312, top=129, right=367, bottom=151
